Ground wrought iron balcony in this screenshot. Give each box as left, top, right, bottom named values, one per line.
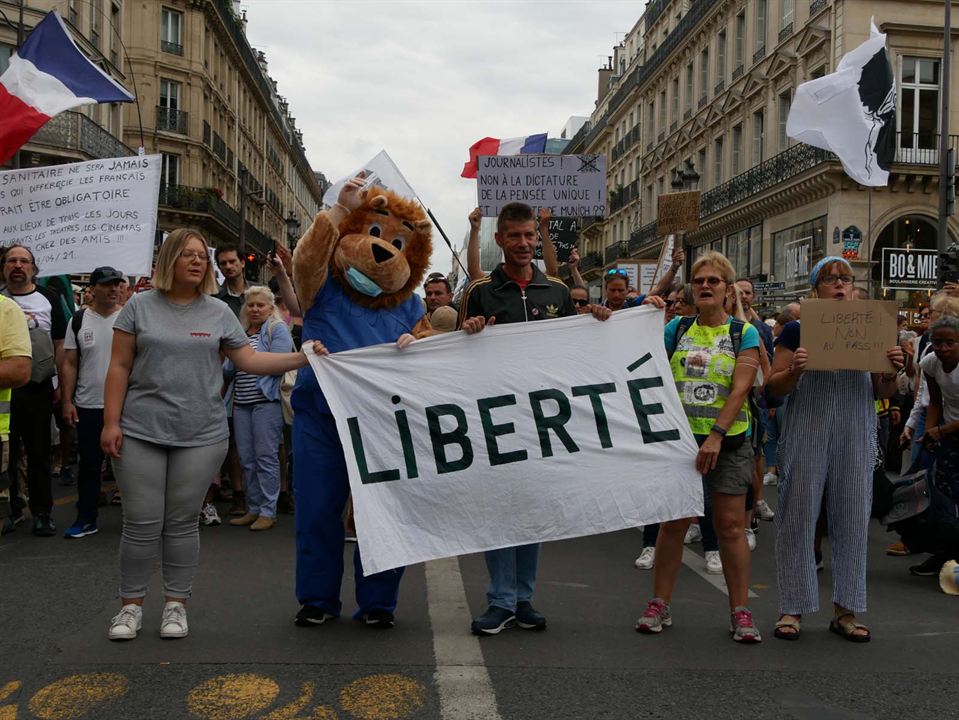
left=609, top=180, right=640, bottom=214
left=156, top=106, right=188, bottom=135
left=684, top=108, right=692, bottom=121
left=29, top=110, right=134, bottom=159
left=578, top=251, right=603, bottom=272
left=809, top=0, right=827, bottom=15
left=670, top=121, right=678, bottom=133
left=715, top=79, right=726, bottom=94
left=629, top=222, right=658, bottom=252
left=698, top=94, right=707, bottom=109
left=212, top=133, right=226, bottom=163
left=159, top=184, right=273, bottom=252
left=202, top=121, right=211, bottom=147
left=161, top=40, right=183, bottom=56
left=779, top=22, right=794, bottom=43
left=732, top=64, right=744, bottom=81
left=895, top=132, right=959, bottom=166
left=753, top=46, right=765, bottom=63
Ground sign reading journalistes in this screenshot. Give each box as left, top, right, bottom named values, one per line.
left=308, top=308, right=704, bottom=574
left=476, top=154, right=606, bottom=217
left=0, top=154, right=160, bottom=277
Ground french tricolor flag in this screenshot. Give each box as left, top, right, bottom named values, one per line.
left=460, top=133, right=548, bottom=178
left=0, top=11, right=134, bottom=165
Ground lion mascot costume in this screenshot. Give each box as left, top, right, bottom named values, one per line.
left=290, top=177, right=432, bottom=628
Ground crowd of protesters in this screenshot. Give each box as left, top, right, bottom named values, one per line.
left=0, top=197, right=956, bottom=644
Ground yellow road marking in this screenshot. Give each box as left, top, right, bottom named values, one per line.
left=187, top=674, right=279, bottom=720
left=0, top=704, right=16, bottom=720
left=27, top=673, right=127, bottom=720
left=339, top=675, right=425, bottom=720
left=0, top=682, right=19, bottom=703
left=260, top=681, right=317, bottom=719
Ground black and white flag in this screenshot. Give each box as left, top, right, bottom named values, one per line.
left=787, top=19, right=895, bottom=187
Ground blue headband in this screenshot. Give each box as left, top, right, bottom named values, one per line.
left=809, top=256, right=851, bottom=287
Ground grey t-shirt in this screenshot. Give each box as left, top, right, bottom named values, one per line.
left=114, top=290, right=248, bottom=446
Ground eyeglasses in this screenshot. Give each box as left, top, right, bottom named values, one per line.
left=664, top=299, right=677, bottom=307
left=819, top=274, right=854, bottom=286
left=691, top=276, right=724, bottom=287
left=932, top=338, right=958, bottom=348
left=573, top=298, right=589, bottom=307
left=179, top=250, right=209, bottom=263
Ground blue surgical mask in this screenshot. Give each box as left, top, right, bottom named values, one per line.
left=345, top=266, right=383, bottom=297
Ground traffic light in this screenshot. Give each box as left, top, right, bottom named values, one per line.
left=941, top=248, right=959, bottom=285
left=244, top=251, right=260, bottom=281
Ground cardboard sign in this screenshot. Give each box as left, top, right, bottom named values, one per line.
left=649, top=234, right=675, bottom=289
left=476, top=154, right=607, bottom=217
left=534, top=217, right=578, bottom=263
left=656, top=191, right=701, bottom=236
left=881, top=247, right=939, bottom=290
left=802, top=299, right=899, bottom=372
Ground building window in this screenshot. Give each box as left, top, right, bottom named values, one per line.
left=658, top=90, right=667, bottom=137
left=0, top=44, right=12, bottom=75
left=671, top=77, right=680, bottom=125
left=697, top=148, right=707, bottom=189
left=68, top=0, right=78, bottom=25
left=685, top=63, right=694, bottom=113
left=645, top=185, right=654, bottom=223
left=717, top=31, right=727, bottom=82
left=159, top=79, right=180, bottom=110
left=700, top=48, right=709, bottom=100
left=110, top=2, right=120, bottom=66
left=714, top=137, right=724, bottom=186
left=781, top=0, right=794, bottom=30
left=735, top=12, right=745, bottom=70
left=771, top=215, right=827, bottom=288
left=755, top=0, right=767, bottom=53
left=900, top=56, right=941, bottom=159
left=90, top=0, right=101, bottom=49
left=778, top=92, right=791, bottom=151
left=161, top=8, right=183, bottom=55
left=732, top=124, right=743, bottom=175
left=160, top=153, right=180, bottom=188
left=752, top=111, right=764, bottom=167
left=729, top=224, right=762, bottom=277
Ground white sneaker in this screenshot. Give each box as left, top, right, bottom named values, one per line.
left=754, top=499, right=775, bottom=522
left=705, top=550, right=723, bottom=574
left=762, top=471, right=778, bottom=487
left=108, top=604, right=143, bottom=641
left=200, top=503, right=221, bottom=527
left=745, top=528, right=757, bottom=552
left=160, top=601, right=188, bottom=638
left=634, top=546, right=656, bottom=570
left=684, top=524, right=702, bottom=544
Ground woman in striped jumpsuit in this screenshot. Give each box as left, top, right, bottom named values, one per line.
left=766, top=257, right=903, bottom=642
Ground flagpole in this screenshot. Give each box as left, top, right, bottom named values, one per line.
left=12, top=0, right=24, bottom=171
left=938, top=0, right=953, bottom=285
left=426, top=208, right=468, bottom=277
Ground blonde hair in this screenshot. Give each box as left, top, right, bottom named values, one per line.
left=240, top=285, right=283, bottom=329
left=152, top=228, right=218, bottom=295
left=729, top=283, right=749, bottom=321
left=930, top=292, right=959, bottom=318
left=691, top=251, right=736, bottom=285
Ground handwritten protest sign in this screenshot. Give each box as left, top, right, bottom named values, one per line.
left=308, top=308, right=702, bottom=574
left=802, top=299, right=899, bottom=372
left=534, top=216, right=578, bottom=263
left=476, top=154, right=606, bottom=217
left=0, top=155, right=160, bottom=277
left=656, top=191, right=700, bottom=236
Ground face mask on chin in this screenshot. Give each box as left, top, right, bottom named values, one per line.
left=344, top=266, right=384, bottom=297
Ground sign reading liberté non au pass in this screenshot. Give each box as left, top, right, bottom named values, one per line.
left=476, top=154, right=607, bottom=217
left=881, top=247, right=939, bottom=290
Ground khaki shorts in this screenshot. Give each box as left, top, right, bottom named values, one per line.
left=704, top=439, right=754, bottom=495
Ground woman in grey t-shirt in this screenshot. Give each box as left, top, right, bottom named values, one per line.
left=100, top=229, right=323, bottom=642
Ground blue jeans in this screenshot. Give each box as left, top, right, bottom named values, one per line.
left=485, top=543, right=539, bottom=611
left=233, top=401, right=283, bottom=517
left=911, top=409, right=934, bottom=470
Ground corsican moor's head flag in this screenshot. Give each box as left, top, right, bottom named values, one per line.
left=322, top=150, right=420, bottom=208
left=787, top=18, right=895, bottom=187
left=0, top=10, right=135, bottom=164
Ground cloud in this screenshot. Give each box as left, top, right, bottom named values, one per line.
left=243, top=0, right=640, bottom=275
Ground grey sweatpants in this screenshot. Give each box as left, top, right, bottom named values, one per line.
left=114, top=436, right=229, bottom=599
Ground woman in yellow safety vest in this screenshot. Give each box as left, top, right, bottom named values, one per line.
left=635, top=250, right=763, bottom=643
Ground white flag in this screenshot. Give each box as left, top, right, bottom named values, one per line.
left=322, top=150, right=419, bottom=208
left=787, top=19, right=895, bottom=187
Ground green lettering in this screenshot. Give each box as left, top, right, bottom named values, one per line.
left=477, top=394, right=528, bottom=466
left=347, top=416, right=401, bottom=484
left=571, top=382, right=616, bottom=448
left=426, top=404, right=474, bottom=474
left=529, top=389, right=579, bottom=457
left=627, top=377, right=681, bottom=443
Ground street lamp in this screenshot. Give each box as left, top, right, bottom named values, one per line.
left=285, top=209, right=301, bottom=250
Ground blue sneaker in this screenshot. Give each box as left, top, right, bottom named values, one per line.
left=515, top=601, right=547, bottom=630
left=470, top=606, right=515, bottom=636
left=64, top=521, right=98, bottom=539
left=58, top=465, right=77, bottom=487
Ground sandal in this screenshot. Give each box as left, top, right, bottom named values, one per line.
left=774, top=614, right=801, bottom=641
left=829, top=613, right=871, bottom=643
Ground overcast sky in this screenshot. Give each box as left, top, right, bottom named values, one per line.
left=243, top=0, right=642, bottom=276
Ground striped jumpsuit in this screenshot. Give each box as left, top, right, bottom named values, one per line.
left=775, top=367, right=876, bottom=615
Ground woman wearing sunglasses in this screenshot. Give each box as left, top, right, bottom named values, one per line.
left=766, top=256, right=903, bottom=643
left=636, top=251, right=763, bottom=643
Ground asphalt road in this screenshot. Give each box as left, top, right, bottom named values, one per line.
left=1, top=483, right=956, bottom=720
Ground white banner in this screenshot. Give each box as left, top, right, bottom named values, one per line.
left=0, top=155, right=160, bottom=277
left=476, top=154, right=607, bottom=217
left=308, top=307, right=703, bottom=574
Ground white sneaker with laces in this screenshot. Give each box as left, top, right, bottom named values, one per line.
left=160, top=601, right=189, bottom=638
left=705, top=550, right=723, bottom=574
left=745, top=528, right=757, bottom=551
left=684, top=524, right=702, bottom=545
left=200, top=503, right=221, bottom=527
left=755, top=499, right=775, bottom=521
left=762, top=471, right=778, bottom=487
left=634, top=546, right=656, bottom=570
left=108, top=604, right=143, bottom=641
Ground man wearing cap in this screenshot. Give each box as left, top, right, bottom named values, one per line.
left=60, top=267, right=124, bottom=538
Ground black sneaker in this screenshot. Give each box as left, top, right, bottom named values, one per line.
left=277, top=491, right=295, bottom=515
left=32, top=514, right=56, bottom=537
left=515, top=601, right=547, bottom=630
left=294, top=605, right=336, bottom=627
left=360, top=609, right=395, bottom=629
left=910, top=554, right=946, bottom=577
left=470, top=606, right=516, bottom=636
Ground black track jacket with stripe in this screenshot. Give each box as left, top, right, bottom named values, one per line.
left=457, top=263, right=576, bottom=327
